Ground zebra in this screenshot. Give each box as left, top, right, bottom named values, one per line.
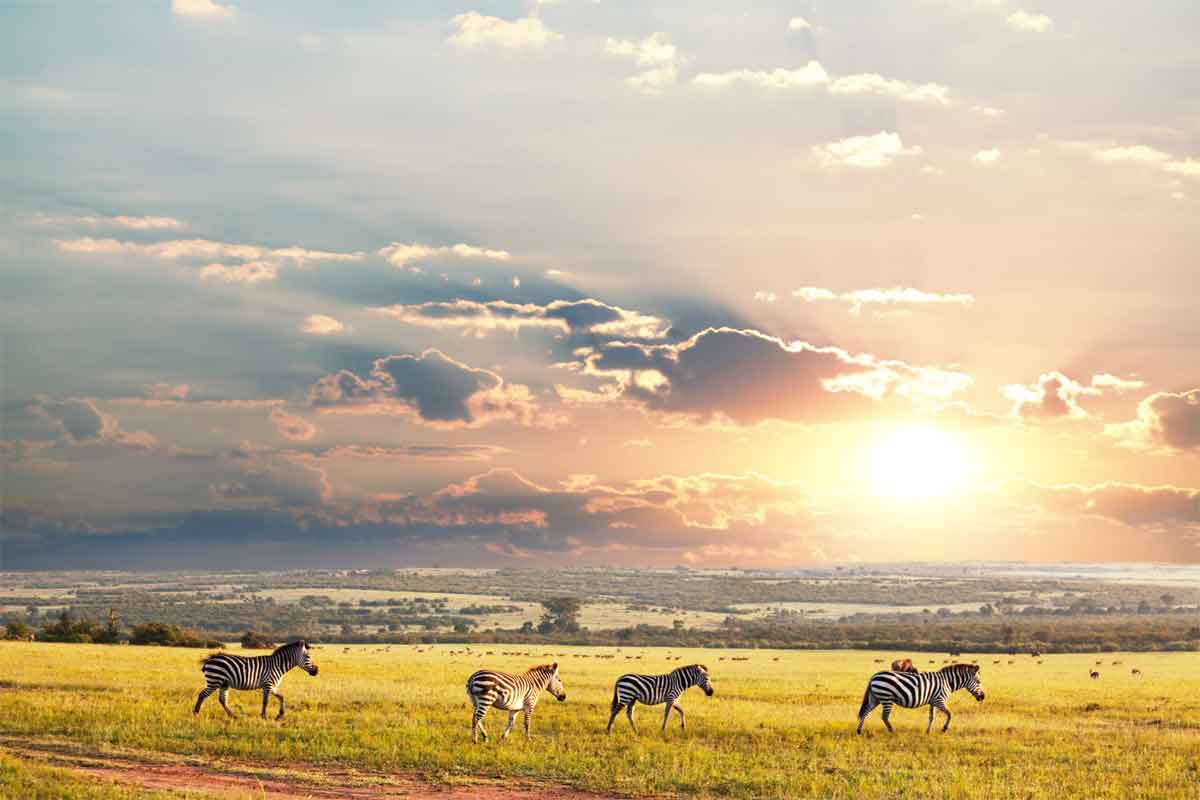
left=607, top=664, right=714, bottom=735
left=194, top=640, right=319, bottom=720
left=466, top=662, right=566, bottom=742
left=856, top=663, right=984, bottom=734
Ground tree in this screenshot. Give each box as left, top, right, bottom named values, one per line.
left=537, top=597, right=583, bottom=634
left=673, top=619, right=686, bottom=631
left=241, top=630, right=275, bottom=649
left=3, top=622, right=35, bottom=641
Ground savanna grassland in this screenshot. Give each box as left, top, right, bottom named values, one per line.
left=1, top=643, right=1198, bottom=799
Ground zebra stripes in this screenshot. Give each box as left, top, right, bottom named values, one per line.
left=856, top=663, right=984, bottom=734
left=194, top=640, right=319, bottom=720
left=607, top=664, right=714, bottom=734
left=466, top=662, right=566, bottom=742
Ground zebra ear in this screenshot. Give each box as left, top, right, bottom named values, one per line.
left=552, top=662, right=558, bottom=671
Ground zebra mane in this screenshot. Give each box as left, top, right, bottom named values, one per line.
left=273, top=640, right=306, bottom=657
left=527, top=663, right=557, bottom=675
left=941, top=662, right=980, bottom=673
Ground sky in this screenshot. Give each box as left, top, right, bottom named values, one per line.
left=1, top=0, right=1198, bottom=569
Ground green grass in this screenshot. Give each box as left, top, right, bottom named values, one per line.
left=1, top=642, right=1197, bottom=798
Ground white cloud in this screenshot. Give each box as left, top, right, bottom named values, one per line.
left=787, top=17, right=814, bottom=31
left=813, top=131, right=922, bottom=169
left=792, top=286, right=974, bottom=314
left=606, top=33, right=682, bottom=94
left=56, top=237, right=362, bottom=264
left=199, top=261, right=278, bottom=284
left=1163, top=159, right=1200, bottom=178
left=972, top=105, right=1004, bottom=118
left=972, top=148, right=1001, bottom=165
left=829, top=74, right=951, bottom=105
left=448, top=12, right=562, bottom=50
left=1094, top=145, right=1170, bottom=164
left=694, top=62, right=829, bottom=89
left=302, top=314, right=346, bottom=335
left=377, top=241, right=512, bottom=268
left=171, top=0, right=233, bottom=20
left=25, top=213, right=185, bottom=230
left=1006, top=9, right=1053, bottom=32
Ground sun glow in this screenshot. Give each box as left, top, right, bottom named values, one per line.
left=870, top=426, right=967, bottom=499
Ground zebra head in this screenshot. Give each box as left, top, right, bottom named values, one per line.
left=545, top=662, right=566, bottom=702
left=960, top=664, right=984, bottom=701
left=288, top=640, right=319, bottom=676
left=692, top=664, right=714, bottom=696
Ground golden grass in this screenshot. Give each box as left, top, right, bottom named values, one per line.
left=1, top=642, right=1197, bottom=798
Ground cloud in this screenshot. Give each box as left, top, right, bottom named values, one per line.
left=1163, top=159, right=1200, bottom=178
left=448, top=12, right=562, bottom=50
left=813, top=132, right=922, bottom=169
left=1002, top=371, right=1145, bottom=420
left=301, top=314, right=346, bottom=335
left=1014, top=481, right=1200, bottom=529
left=212, top=458, right=331, bottom=509
left=373, top=298, right=670, bottom=339
left=29, top=397, right=157, bottom=450
left=694, top=62, right=829, bottom=89
left=828, top=74, right=951, bottom=105
left=55, top=237, right=364, bottom=283
left=605, top=33, right=683, bottom=93
left=972, top=148, right=1000, bottom=165
left=24, top=213, right=185, bottom=230
left=377, top=241, right=511, bottom=269
left=284, top=444, right=507, bottom=463
left=560, top=327, right=970, bottom=426
left=172, top=0, right=233, bottom=20
left=791, top=286, right=974, bottom=315
left=972, top=105, right=1004, bottom=118
left=270, top=409, right=317, bottom=442
left=309, top=349, right=556, bottom=429
left=787, top=17, right=814, bottom=31
left=1094, top=145, right=1171, bottom=164
left=1105, top=389, right=1200, bottom=453
left=1006, top=10, right=1053, bottom=33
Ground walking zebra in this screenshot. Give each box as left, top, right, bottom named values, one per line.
left=607, top=664, right=714, bottom=735
left=194, top=640, right=319, bottom=720
left=856, top=663, right=984, bottom=734
left=466, top=662, right=566, bottom=742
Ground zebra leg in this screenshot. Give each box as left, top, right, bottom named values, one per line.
left=502, top=710, right=518, bottom=739
left=881, top=702, right=895, bottom=733
left=661, top=701, right=673, bottom=733
left=194, top=686, right=216, bottom=714
left=936, top=702, right=952, bottom=733
left=472, top=700, right=491, bottom=742
left=926, top=705, right=935, bottom=734
left=523, top=703, right=533, bottom=739
left=673, top=703, right=685, bottom=730
left=218, top=687, right=236, bottom=718
left=273, top=689, right=285, bottom=720
left=856, top=692, right=879, bottom=734
left=261, top=687, right=271, bottom=719
left=626, top=701, right=639, bottom=734
left=606, top=703, right=623, bottom=734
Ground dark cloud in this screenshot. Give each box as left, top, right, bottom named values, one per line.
left=27, top=396, right=158, bottom=450
left=374, top=298, right=670, bottom=340
left=1106, top=389, right=1200, bottom=452
left=561, top=327, right=970, bottom=426
left=1014, top=481, right=1200, bottom=528
left=309, top=349, right=556, bottom=428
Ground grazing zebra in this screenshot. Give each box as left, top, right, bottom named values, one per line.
left=194, top=640, right=318, bottom=720
left=607, top=664, right=714, bottom=735
left=466, top=662, right=566, bottom=742
left=856, top=663, right=984, bottom=734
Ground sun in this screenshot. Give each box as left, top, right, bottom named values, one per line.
left=870, top=426, right=967, bottom=499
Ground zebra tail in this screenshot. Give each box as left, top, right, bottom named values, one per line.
left=611, top=685, right=621, bottom=711
left=857, top=684, right=872, bottom=718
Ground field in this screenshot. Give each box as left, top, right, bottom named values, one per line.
left=1, top=642, right=1198, bottom=799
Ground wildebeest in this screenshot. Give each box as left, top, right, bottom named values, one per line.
left=1089, top=670, right=1100, bottom=680
left=1131, top=668, right=1141, bottom=676
left=891, top=658, right=919, bottom=673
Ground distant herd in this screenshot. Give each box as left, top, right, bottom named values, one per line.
left=190, top=641, right=1146, bottom=736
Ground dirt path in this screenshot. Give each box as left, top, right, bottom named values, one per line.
left=1, top=738, right=624, bottom=799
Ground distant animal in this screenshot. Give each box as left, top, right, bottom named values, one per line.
left=891, top=659, right=919, bottom=673
left=874, top=658, right=884, bottom=663
left=1131, top=668, right=1141, bottom=676
left=1090, top=671, right=1100, bottom=680
left=194, top=640, right=319, bottom=720
left=1095, top=661, right=1103, bottom=666
left=466, top=663, right=565, bottom=742
left=1030, top=650, right=1042, bottom=658
left=607, top=664, right=714, bottom=735
left=856, top=663, right=985, bottom=734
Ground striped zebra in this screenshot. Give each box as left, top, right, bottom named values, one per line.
left=194, top=640, right=319, bottom=720
left=856, top=662, right=984, bottom=734
left=607, top=664, right=714, bottom=735
left=466, top=662, right=566, bottom=742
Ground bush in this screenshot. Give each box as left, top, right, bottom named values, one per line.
left=129, top=622, right=212, bottom=648
left=240, top=630, right=275, bottom=649
left=3, top=622, right=35, bottom=641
